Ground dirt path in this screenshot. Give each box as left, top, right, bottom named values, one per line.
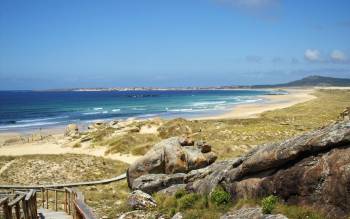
left=0, top=160, right=15, bottom=176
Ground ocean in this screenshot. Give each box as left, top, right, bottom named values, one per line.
left=0, top=89, right=277, bottom=131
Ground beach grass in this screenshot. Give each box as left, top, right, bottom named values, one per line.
left=0, top=89, right=349, bottom=217
left=0, top=154, right=128, bottom=185
left=86, top=89, right=350, bottom=159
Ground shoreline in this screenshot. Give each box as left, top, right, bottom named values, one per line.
left=196, top=88, right=317, bottom=120
left=0, top=87, right=347, bottom=164
left=0, top=88, right=317, bottom=137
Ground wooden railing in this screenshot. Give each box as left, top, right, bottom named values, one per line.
left=40, top=187, right=96, bottom=219
left=0, top=188, right=96, bottom=219
left=0, top=189, right=37, bottom=219
left=0, top=173, right=126, bottom=219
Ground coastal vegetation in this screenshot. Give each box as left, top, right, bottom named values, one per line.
left=153, top=191, right=326, bottom=219
left=1, top=89, right=350, bottom=218
left=89, top=89, right=350, bottom=159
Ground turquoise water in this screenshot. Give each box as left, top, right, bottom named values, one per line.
left=0, top=89, right=276, bottom=131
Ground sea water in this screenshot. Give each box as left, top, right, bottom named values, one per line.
left=0, top=89, right=275, bottom=131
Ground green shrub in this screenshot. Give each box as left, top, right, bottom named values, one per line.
left=261, top=195, right=278, bottom=214
left=175, top=189, right=187, bottom=199
left=210, top=186, right=231, bottom=206
left=170, top=208, right=176, bottom=217
left=178, top=193, right=200, bottom=210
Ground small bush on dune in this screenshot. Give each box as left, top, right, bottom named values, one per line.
left=210, top=186, right=231, bottom=206
left=261, top=195, right=278, bottom=214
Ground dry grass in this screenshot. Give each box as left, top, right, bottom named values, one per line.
left=1, top=89, right=349, bottom=218
left=0, top=154, right=127, bottom=185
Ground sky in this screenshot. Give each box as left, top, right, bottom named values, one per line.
left=0, top=0, right=350, bottom=89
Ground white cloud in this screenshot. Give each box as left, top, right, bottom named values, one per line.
left=330, top=50, right=347, bottom=62
left=304, top=49, right=321, bottom=62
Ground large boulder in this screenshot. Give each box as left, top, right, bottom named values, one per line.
left=127, top=190, right=157, bottom=210
left=64, top=123, right=79, bottom=137
left=131, top=173, right=186, bottom=194
left=127, top=137, right=217, bottom=188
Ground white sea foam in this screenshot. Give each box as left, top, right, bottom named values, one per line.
left=168, top=108, right=212, bottom=113
left=93, top=107, right=103, bottom=110
left=82, top=112, right=101, bottom=115
left=132, top=107, right=146, bottom=111
left=112, top=109, right=121, bottom=112
left=192, top=101, right=226, bottom=106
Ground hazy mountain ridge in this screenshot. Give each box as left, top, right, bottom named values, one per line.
left=252, top=75, right=350, bottom=88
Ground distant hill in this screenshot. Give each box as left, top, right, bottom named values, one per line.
left=252, top=75, right=350, bottom=88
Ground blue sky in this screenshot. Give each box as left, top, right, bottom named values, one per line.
left=0, top=0, right=350, bottom=89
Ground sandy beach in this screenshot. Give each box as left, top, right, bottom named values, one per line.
left=0, top=88, right=318, bottom=161
left=197, top=88, right=317, bottom=120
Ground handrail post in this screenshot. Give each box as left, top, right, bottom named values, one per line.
left=2, top=198, right=11, bottom=219
left=22, top=197, right=29, bottom=219
left=54, top=190, right=58, bottom=211
left=64, top=189, right=67, bottom=213
left=33, top=192, right=38, bottom=219
left=14, top=203, right=20, bottom=219
left=68, top=192, right=71, bottom=215
left=41, top=188, right=44, bottom=208
left=45, top=189, right=48, bottom=209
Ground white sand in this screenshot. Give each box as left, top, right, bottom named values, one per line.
left=196, top=88, right=317, bottom=120
left=0, top=135, right=140, bottom=164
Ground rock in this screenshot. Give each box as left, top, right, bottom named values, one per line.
left=186, top=119, right=350, bottom=218
left=64, top=124, right=79, bottom=137
left=172, top=212, right=183, bottom=219
left=109, top=120, right=119, bottom=126
left=127, top=137, right=217, bottom=189
left=87, top=121, right=106, bottom=130
left=127, top=190, right=157, bottom=210
left=179, top=136, right=194, bottom=146
left=132, top=173, right=186, bottom=194
left=196, top=141, right=212, bottom=153
left=186, top=158, right=243, bottom=194
left=158, top=184, right=187, bottom=196
left=220, top=207, right=288, bottom=219
left=340, top=107, right=350, bottom=121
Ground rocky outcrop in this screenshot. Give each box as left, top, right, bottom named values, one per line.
left=127, top=137, right=217, bottom=188
left=188, top=120, right=350, bottom=218
left=128, top=119, right=350, bottom=218
left=220, top=208, right=288, bottom=219
left=127, top=190, right=157, bottom=210
left=132, top=173, right=186, bottom=194
left=64, top=123, right=79, bottom=137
